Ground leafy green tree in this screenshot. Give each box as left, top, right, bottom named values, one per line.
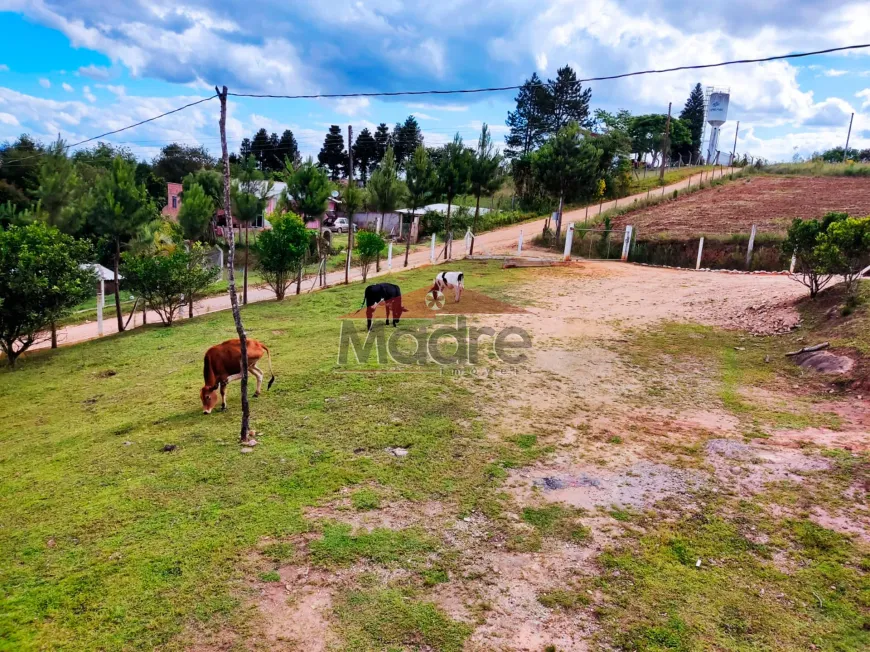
left=0, top=134, right=44, bottom=210
left=231, top=156, right=268, bottom=304
left=122, top=247, right=216, bottom=326
left=283, top=157, right=332, bottom=281
left=341, top=183, right=365, bottom=280
left=183, top=168, right=224, bottom=239
left=352, top=128, right=378, bottom=185
left=0, top=223, right=93, bottom=366
left=815, top=216, right=870, bottom=297
left=184, top=243, right=219, bottom=318
left=436, top=134, right=472, bottom=258
left=548, top=65, right=592, bottom=131
left=135, top=162, right=168, bottom=213
left=356, top=230, right=386, bottom=281
left=593, top=109, right=633, bottom=134
left=505, top=73, right=553, bottom=158
left=469, top=124, right=503, bottom=254
left=628, top=115, right=691, bottom=166
left=85, top=156, right=157, bottom=331
left=783, top=215, right=840, bottom=298
left=533, top=123, right=602, bottom=241
left=368, top=147, right=406, bottom=234
left=178, top=182, right=215, bottom=242
left=276, top=130, right=301, bottom=170
left=680, top=84, right=706, bottom=161
left=72, top=142, right=137, bottom=188
left=0, top=201, right=34, bottom=230
left=253, top=213, right=309, bottom=300
left=317, top=125, right=348, bottom=181
left=374, top=123, right=391, bottom=165
left=152, top=143, right=214, bottom=182
left=35, top=137, right=81, bottom=234
left=404, top=145, right=435, bottom=266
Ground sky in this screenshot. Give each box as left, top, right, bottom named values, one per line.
left=1, top=0, right=870, bottom=165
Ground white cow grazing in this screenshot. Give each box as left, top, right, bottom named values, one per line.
left=431, top=271, right=465, bottom=303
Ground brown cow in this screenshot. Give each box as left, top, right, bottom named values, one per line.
left=200, top=339, right=275, bottom=414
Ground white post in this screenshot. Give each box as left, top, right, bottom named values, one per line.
left=465, top=229, right=471, bottom=256
left=563, top=222, right=575, bottom=261
left=789, top=254, right=796, bottom=274
left=97, top=278, right=104, bottom=336
left=745, top=224, right=757, bottom=269
left=696, top=237, right=705, bottom=270
left=621, top=225, right=633, bottom=261
left=518, top=229, right=524, bottom=254
left=430, top=233, right=436, bottom=263
left=387, top=241, right=393, bottom=271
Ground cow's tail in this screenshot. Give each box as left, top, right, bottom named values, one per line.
left=264, top=345, right=276, bottom=390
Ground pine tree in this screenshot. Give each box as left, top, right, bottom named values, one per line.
left=266, top=132, right=281, bottom=171
left=392, top=115, right=423, bottom=170
left=250, top=129, right=271, bottom=171
left=374, top=123, right=391, bottom=164
left=240, top=138, right=252, bottom=161
left=277, top=130, right=301, bottom=169
left=680, top=83, right=706, bottom=161
left=317, top=125, right=347, bottom=181
left=549, top=65, right=592, bottom=131
left=468, top=124, right=503, bottom=254
left=504, top=73, right=553, bottom=158
left=352, top=128, right=378, bottom=185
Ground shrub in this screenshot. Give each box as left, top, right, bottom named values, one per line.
left=783, top=217, right=836, bottom=298
left=356, top=230, right=385, bottom=281
left=814, top=216, right=870, bottom=298
left=253, top=213, right=308, bottom=300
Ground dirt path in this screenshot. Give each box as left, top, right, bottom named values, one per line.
left=34, top=168, right=732, bottom=352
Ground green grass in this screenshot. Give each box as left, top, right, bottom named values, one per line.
left=595, top=509, right=870, bottom=650
left=350, top=487, right=381, bottom=511
left=0, top=259, right=523, bottom=651
left=537, top=587, right=590, bottom=610
left=627, top=165, right=715, bottom=195
left=521, top=505, right=590, bottom=543
left=760, top=161, right=870, bottom=177
left=308, top=523, right=435, bottom=569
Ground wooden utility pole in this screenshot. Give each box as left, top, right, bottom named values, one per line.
left=216, top=86, right=252, bottom=444
left=843, top=113, right=854, bottom=162
left=730, top=121, right=740, bottom=178
left=659, top=102, right=672, bottom=182
left=345, top=125, right=353, bottom=285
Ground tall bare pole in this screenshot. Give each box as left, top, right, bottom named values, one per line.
left=345, top=125, right=354, bottom=285
left=659, top=102, right=672, bottom=182
left=216, top=86, right=252, bottom=444
left=730, top=121, right=740, bottom=178
left=843, top=112, right=855, bottom=162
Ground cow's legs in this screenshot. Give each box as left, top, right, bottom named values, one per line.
left=366, top=304, right=375, bottom=331
left=384, top=301, right=392, bottom=325
left=250, top=364, right=264, bottom=396
left=454, top=285, right=461, bottom=302
left=219, top=381, right=228, bottom=411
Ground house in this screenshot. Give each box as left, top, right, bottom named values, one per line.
left=161, top=182, right=183, bottom=219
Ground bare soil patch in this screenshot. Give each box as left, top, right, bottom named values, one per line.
left=611, top=176, right=870, bottom=236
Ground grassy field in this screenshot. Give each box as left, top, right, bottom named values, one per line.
left=2, top=262, right=868, bottom=650
left=0, top=260, right=517, bottom=650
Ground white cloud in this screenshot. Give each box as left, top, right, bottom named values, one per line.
left=0, top=112, right=20, bottom=126
left=76, top=64, right=111, bottom=80
left=822, top=69, right=848, bottom=77
left=82, top=85, right=96, bottom=103
left=0, top=64, right=9, bottom=72
left=411, top=112, right=439, bottom=121
left=858, top=88, right=870, bottom=109
left=62, top=82, right=74, bottom=93
left=406, top=102, right=469, bottom=112
left=330, top=97, right=370, bottom=117
left=39, top=78, right=50, bottom=88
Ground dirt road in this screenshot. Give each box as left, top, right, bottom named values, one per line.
left=35, top=167, right=732, bottom=351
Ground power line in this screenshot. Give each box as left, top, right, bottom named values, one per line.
left=227, top=43, right=870, bottom=100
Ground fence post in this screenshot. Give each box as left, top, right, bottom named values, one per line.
left=745, top=224, right=757, bottom=269
left=696, top=237, right=705, bottom=270
left=789, top=254, right=796, bottom=274
left=430, top=233, right=436, bottom=263
left=518, top=229, right=524, bottom=254
left=563, top=223, right=575, bottom=261
left=97, top=278, right=104, bottom=336
left=387, top=241, right=393, bottom=271
left=584, top=205, right=589, bottom=224
left=621, top=225, right=633, bottom=261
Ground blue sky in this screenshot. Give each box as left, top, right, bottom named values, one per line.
left=1, top=1, right=869, bottom=164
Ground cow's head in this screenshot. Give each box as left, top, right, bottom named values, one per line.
left=393, top=303, right=410, bottom=326
left=200, top=386, right=219, bottom=414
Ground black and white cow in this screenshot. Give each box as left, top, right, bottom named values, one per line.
left=361, top=283, right=408, bottom=331
left=431, top=271, right=465, bottom=303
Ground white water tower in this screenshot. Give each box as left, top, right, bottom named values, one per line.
left=704, top=87, right=730, bottom=164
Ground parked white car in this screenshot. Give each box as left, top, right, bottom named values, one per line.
left=323, top=217, right=354, bottom=233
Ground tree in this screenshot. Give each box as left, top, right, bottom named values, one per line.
left=680, top=84, right=706, bottom=162
left=36, top=137, right=82, bottom=235
left=85, top=156, right=157, bottom=332
left=240, top=138, right=252, bottom=161
left=277, top=130, right=301, bottom=170
left=815, top=216, right=870, bottom=297
left=0, top=223, right=93, bottom=367
left=184, top=243, right=219, bottom=318
left=135, top=162, right=168, bottom=213
left=374, top=123, right=391, bottom=164
left=533, top=123, right=602, bottom=241
left=352, top=128, right=378, bottom=185
left=367, top=147, right=405, bottom=235
left=284, top=158, right=332, bottom=280
left=0, top=200, right=34, bottom=230
left=593, top=109, right=633, bottom=134
left=469, top=124, right=503, bottom=254
left=356, top=230, right=385, bottom=281
left=436, top=134, right=472, bottom=258
left=404, top=145, right=435, bottom=267
left=152, top=143, right=214, bottom=182
left=548, top=65, right=592, bottom=131
left=0, top=134, right=44, bottom=210
left=628, top=115, right=691, bottom=166
left=393, top=115, right=424, bottom=170
left=178, top=182, right=215, bottom=243
left=783, top=214, right=841, bottom=298
left=253, top=213, right=309, bottom=300
left=318, top=125, right=348, bottom=181
left=231, top=156, right=268, bottom=304
left=249, top=129, right=272, bottom=171
left=505, top=73, right=553, bottom=158
left=122, top=247, right=216, bottom=326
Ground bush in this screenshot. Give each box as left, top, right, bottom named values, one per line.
left=783, top=212, right=849, bottom=298
left=356, top=230, right=386, bottom=281
left=253, top=213, right=308, bottom=300
left=0, top=223, right=93, bottom=366
left=815, top=216, right=870, bottom=297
